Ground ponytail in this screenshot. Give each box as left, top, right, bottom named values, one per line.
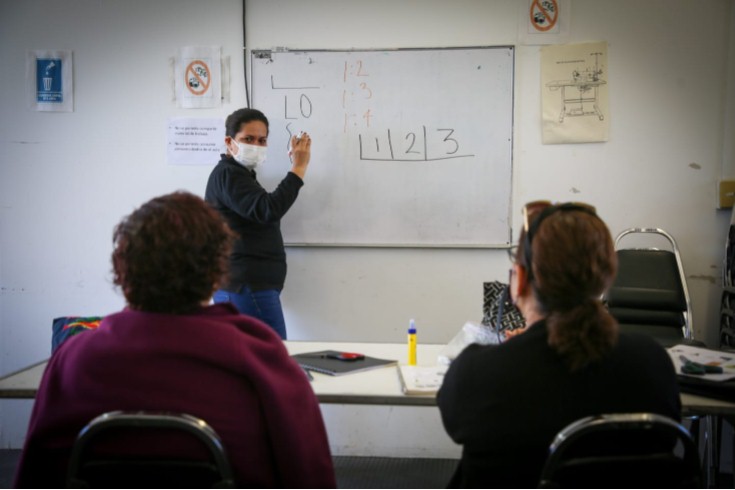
left=546, top=298, right=618, bottom=371
left=519, top=203, right=619, bottom=371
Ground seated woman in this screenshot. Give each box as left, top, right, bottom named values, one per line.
left=437, top=201, right=681, bottom=488
left=14, top=191, right=336, bottom=488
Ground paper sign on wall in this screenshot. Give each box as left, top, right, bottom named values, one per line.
left=541, top=41, right=609, bottom=144
left=167, top=117, right=225, bottom=165
left=174, top=46, right=222, bottom=109
left=517, top=0, right=570, bottom=45
left=26, top=50, right=74, bottom=112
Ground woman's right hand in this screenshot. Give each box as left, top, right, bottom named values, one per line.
left=289, top=132, right=311, bottom=179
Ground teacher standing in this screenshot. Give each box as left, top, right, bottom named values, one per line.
left=205, top=108, right=311, bottom=339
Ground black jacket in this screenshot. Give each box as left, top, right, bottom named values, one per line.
left=205, top=154, right=303, bottom=291
left=437, top=319, right=681, bottom=488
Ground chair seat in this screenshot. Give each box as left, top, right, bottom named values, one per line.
left=608, top=307, right=684, bottom=327
left=617, top=323, right=685, bottom=348
left=549, top=452, right=699, bottom=488
left=606, top=287, right=684, bottom=310
left=75, top=459, right=225, bottom=488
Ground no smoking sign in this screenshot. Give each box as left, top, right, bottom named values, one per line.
left=185, top=59, right=211, bottom=96
left=530, top=0, right=559, bottom=32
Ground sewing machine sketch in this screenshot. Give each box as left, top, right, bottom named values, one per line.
left=546, top=52, right=606, bottom=123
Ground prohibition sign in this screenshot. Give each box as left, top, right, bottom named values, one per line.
left=530, top=0, right=559, bottom=32
left=185, top=60, right=211, bottom=96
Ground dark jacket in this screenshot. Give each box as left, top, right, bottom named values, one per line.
left=437, top=319, right=681, bottom=488
left=205, top=154, right=303, bottom=291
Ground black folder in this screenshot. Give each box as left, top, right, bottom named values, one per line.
left=292, top=350, right=397, bottom=376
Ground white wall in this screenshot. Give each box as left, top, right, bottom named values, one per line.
left=247, top=0, right=734, bottom=351
left=1, top=0, right=733, bottom=451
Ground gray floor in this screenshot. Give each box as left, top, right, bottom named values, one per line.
left=0, top=450, right=458, bottom=488
left=3, top=449, right=735, bottom=488
left=0, top=451, right=19, bottom=489
left=333, top=456, right=458, bottom=488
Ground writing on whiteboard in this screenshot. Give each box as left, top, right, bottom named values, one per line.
left=359, top=126, right=474, bottom=162
left=271, top=58, right=474, bottom=163
left=251, top=47, right=514, bottom=246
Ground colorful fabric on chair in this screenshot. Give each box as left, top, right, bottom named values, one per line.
left=51, top=316, right=102, bottom=353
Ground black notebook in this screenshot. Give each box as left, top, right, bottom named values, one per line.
left=292, top=350, right=398, bottom=376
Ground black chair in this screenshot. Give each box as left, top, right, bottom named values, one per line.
left=720, top=220, right=735, bottom=348
left=720, top=290, right=735, bottom=348
left=67, top=411, right=235, bottom=489
left=538, top=413, right=702, bottom=488
left=604, top=228, right=694, bottom=348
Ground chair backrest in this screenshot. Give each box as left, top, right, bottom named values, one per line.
left=604, top=228, right=693, bottom=344
left=67, top=411, right=235, bottom=489
left=721, top=288, right=735, bottom=348
left=538, top=413, right=702, bottom=488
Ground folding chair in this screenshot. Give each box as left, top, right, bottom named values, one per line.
left=538, top=413, right=702, bottom=488
left=604, top=228, right=694, bottom=348
left=66, top=411, right=235, bottom=488
left=720, top=220, right=735, bottom=348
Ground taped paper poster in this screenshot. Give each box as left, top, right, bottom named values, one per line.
left=27, top=50, right=74, bottom=112
left=175, top=46, right=222, bottom=109
left=167, top=117, right=225, bottom=165
left=517, top=0, right=570, bottom=45
left=541, top=41, right=609, bottom=144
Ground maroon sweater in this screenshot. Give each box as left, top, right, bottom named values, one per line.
left=14, top=303, right=335, bottom=488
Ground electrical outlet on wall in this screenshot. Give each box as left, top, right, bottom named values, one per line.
left=718, top=180, right=735, bottom=209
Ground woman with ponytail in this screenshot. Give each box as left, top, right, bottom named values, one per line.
left=437, top=201, right=681, bottom=488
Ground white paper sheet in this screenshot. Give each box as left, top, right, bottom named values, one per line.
left=668, top=344, right=735, bottom=382
left=167, top=117, right=225, bottom=165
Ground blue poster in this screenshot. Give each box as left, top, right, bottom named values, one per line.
left=36, top=58, right=63, bottom=103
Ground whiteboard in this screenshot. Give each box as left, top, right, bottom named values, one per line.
left=251, top=47, right=514, bottom=247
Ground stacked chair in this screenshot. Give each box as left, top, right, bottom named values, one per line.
left=604, top=228, right=694, bottom=348
left=720, top=218, right=735, bottom=349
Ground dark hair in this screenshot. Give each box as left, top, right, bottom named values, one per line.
left=517, top=206, right=618, bottom=371
left=112, top=191, right=235, bottom=314
left=225, top=108, right=269, bottom=138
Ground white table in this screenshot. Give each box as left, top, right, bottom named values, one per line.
left=2, top=340, right=733, bottom=476
left=2, top=340, right=735, bottom=415
left=0, top=341, right=438, bottom=403
left=0, top=341, right=457, bottom=459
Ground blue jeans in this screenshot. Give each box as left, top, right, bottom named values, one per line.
left=213, top=287, right=287, bottom=339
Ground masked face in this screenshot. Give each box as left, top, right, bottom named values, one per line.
left=233, top=142, right=267, bottom=170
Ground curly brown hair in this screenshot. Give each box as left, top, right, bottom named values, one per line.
left=517, top=205, right=619, bottom=371
left=112, top=191, right=234, bottom=314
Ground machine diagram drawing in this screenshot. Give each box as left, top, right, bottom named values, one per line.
left=546, top=51, right=606, bottom=123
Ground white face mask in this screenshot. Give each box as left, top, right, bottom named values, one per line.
left=233, top=142, right=267, bottom=170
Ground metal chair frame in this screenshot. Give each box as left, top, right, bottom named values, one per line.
left=539, top=412, right=702, bottom=488
left=611, top=227, right=693, bottom=340
left=67, top=411, right=235, bottom=488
